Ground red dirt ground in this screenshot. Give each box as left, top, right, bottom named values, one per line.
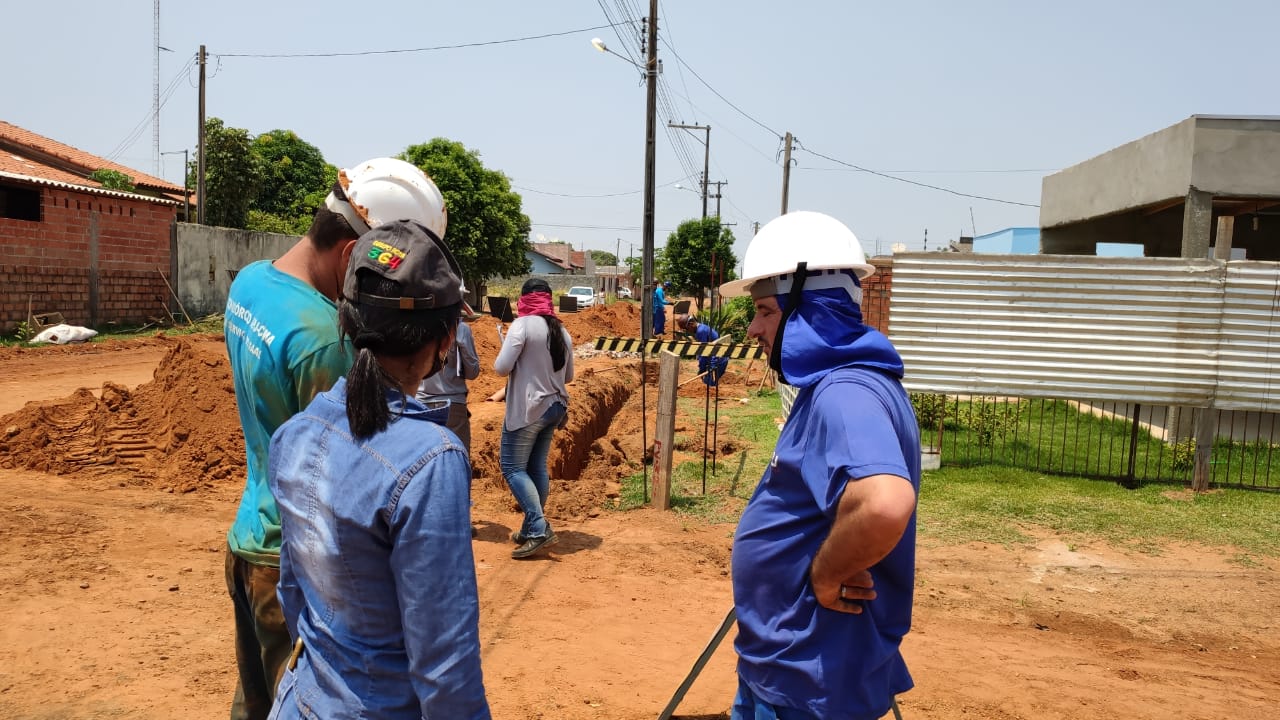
left=0, top=309, right=1277, bottom=719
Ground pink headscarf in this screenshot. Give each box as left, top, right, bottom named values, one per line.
left=517, top=291, right=557, bottom=318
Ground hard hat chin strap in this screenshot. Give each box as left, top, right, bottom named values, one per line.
left=769, top=261, right=808, bottom=383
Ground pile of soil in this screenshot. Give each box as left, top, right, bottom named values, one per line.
left=0, top=340, right=244, bottom=492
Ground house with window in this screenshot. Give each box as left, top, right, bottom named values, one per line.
left=0, top=120, right=188, bottom=331
left=526, top=242, right=587, bottom=275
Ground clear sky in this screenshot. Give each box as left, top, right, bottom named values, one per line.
left=4, top=1, right=1279, bottom=270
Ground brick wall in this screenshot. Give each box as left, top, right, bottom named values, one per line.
left=861, top=257, right=894, bottom=335
left=0, top=186, right=177, bottom=331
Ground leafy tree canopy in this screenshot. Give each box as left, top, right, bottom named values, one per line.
left=89, top=169, right=136, bottom=193
left=251, top=129, right=329, bottom=221
left=661, top=217, right=737, bottom=310
left=196, top=118, right=262, bottom=229
left=400, top=138, right=532, bottom=291
left=589, top=250, right=618, bottom=267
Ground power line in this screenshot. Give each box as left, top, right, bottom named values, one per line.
left=660, top=39, right=781, bottom=138
left=106, top=53, right=197, bottom=162
left=215, top=24, right=619, bottom=58
left=795, top=141, right=1041, bottom=208
left=798, top=166, right=1059, bottom=175
left=512, top=177, right=684, bottom=198
left=532, top=221, right=676, bottom=233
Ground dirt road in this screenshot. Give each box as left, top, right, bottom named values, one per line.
left=1, top=323, right=1277, bottom=719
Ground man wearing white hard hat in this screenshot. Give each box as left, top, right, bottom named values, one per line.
left=719, top=211, right=921, bottom=720
left=223, top=158, right=449, bottom=720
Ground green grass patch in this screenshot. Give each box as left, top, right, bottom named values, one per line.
left=611, top=388, right=782, bottom=521
left=919, top=464, right=1280, bottom=556
left=924, top=396, right=1280, bottom=489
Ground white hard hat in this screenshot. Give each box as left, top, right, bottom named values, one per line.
left=719, top=211, right=873, bottom=298
left=325, top=157, right=448, bottom=241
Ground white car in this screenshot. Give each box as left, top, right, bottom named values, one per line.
left=567, top=286, right=597, bottom=309
left=616, top=286, right=633, bottom=299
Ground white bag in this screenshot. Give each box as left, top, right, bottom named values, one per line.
left=31, top=323, right=98, bottom=345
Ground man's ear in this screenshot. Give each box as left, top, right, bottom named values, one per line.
left=337, top=238, right=358, bottom=289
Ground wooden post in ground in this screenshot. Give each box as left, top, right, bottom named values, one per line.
left=651, top=350, right=679, bottom=510
left=1192, top=406, right=1216, bottom=492
left=1214, top=216, right=1235, bottom=261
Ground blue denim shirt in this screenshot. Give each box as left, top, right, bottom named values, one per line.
left=268, top=378, right=490, bottom=719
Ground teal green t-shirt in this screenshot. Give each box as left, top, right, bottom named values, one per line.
left=225, top=260, right=353, bottom=566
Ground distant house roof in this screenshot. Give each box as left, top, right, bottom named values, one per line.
left=0, top=120, right=187, bottom=204
left=529, top=242, right=586, bottom=271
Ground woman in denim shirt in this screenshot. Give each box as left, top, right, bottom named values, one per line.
left=267, top=220, right=490, bottom=720
left=493, top=278, right=574, bottom=559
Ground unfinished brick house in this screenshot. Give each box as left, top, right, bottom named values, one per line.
left=0, top=120, right=187, bottom=332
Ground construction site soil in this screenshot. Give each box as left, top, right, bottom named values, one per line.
left=1, top=302, right=1277, bottom=719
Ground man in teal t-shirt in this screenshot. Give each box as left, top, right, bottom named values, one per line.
left=223, top=158, right=450, bottom=720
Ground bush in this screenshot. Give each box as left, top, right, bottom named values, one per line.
left=910, top=393, right=947, bottom=432
left=1171, top=439, right=1196, bottom=471
left=705, top=295, right=754, bottom=340
left=961, top=400, right=1020, bottom=447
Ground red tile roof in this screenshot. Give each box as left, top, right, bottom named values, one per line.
left=0, top=120, right=186, bottom=195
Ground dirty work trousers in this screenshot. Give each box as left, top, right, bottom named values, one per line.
left=225, top=545, right=292, bottom=720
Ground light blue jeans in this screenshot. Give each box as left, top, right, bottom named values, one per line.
left=500, top=402, right=567, bottom=539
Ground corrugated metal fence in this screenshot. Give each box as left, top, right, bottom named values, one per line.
left=890, top=254, right=1280, bottom=489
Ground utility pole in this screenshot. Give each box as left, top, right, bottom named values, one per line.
left=196, top=44, right=207, bottom=225
left=641, top=0, right=658, bottom=341
left=161, top=149, right=190, bottom=221
left=668, top=122, right=710, bottom=219
left=710, top=180, right=726, bottom=218
left=753, top=221, right=761, bottom=236
left=780, top=131, right=794, bottom=215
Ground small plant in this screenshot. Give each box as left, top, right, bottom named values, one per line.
left=89, top=168, right=136, bottom=192
left=963, top=400, right=1020, bottom=447
left=910, top=393, right=947, bottom=432
left=1171, top=438, right=1196, bottom=471
left=13, top=320, right=35, bottom=342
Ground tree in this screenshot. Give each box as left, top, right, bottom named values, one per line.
left=400, top=139, right=532, bottom=293
left=661, top=217, right=737, bottom=310
left=589, top=250, right=618, bottom=267
left=89, top=169, right=135, bottom=193
left=196, top=118, right=262, bottom=229
left=251, top=129, right=330, bottom=225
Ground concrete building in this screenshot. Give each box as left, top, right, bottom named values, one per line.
left=1040, top=115, right=1280, bottom=260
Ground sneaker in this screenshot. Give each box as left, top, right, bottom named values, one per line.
left=511, top=532, right=559, bottom=559
left=510, top=531, right=527, bottom=545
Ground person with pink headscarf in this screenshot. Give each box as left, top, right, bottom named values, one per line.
left=492, top=279, right=575, bottom=559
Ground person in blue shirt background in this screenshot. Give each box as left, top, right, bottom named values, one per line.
left=653, top=280, right=675, bottom=335
left=718, top=211, right=921, bottom=720
left=268, top=219, right=490, bottom=720
left=222, top=158, right=451, bottom=720
left=681, top=314, right=728, bottom=386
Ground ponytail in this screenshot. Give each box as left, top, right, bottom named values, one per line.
left=339, top=269, right=460, bottom=439
left=544, top=315, right=567, bottom=372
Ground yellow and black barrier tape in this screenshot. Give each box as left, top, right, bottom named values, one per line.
left=593, top=336, right=765, bottom=359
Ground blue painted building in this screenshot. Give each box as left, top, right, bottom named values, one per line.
left=972, top=227, right=1041, bottom=254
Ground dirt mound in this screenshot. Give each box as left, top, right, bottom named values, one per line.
left=0, top=340, right=243, bottom=492
left=559, top=302, right=642, bottom=339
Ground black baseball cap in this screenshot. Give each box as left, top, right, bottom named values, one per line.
left=343, top=219, right=463, bottom=310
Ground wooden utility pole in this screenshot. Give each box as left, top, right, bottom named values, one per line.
left=780, top=131, right=793, bottom=215
left=651, top=350, right=679, bottom=510
left=196, top=44, right=207, bottom=225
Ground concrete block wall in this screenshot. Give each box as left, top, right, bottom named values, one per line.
left=0, top=187, right=177, bottom=331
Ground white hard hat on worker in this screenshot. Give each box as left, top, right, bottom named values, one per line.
left=325, top=157, right=448, bottom=242
left=719, top=210, right=873, bottom=303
